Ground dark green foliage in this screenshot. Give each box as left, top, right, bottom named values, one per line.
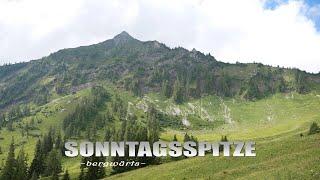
left=171, top=134, right=182, bottom=161
left=42, top=127, right=54, bottom=156
left=215, top=73, right=232, bottom=97
left=51, top=172, right=59, bottom=180
left=0, top=31, right=319, bottom=180
left=0, top=138, right=16, bottom=180
left=29, top=140, right=45, bottom=178
left=173, top=79, right=186, bottom=104
left=34, top=87, right=49, bottom=105
left=44, top=149, right=62, bottom=177
left=246, top=72, right=271, bottom=99
left=6, top=120, right=13, bottom=131
left=111, top=117, right=143, bottom=174
left=295, top=70, right=310, bottom=94
left=66, top=97, right=96, bottom=132
left=130, top=79, right=144, bottom=97
left=55, top=132, right=64, bottom=155
left=190, top=135, right=198, bottom=144
left=80, top=154, right=106, bottom=180
left=0, top=62, right=27, bottom=79
left=91, top=86, right=110, bottom=106
left=111, top=105, right=160, bottom=174
left=0, top=62, right=49, bottom=108
left=0, top=113, right=5, bottom=129
left=245, top=70, right=288, bottom=100
left=79, top=167, right=85, bottom=180
left=62, top=170, right=70, bottom=180
left=161, top=80, right=172, bottom=98
left=308, top=122, right=320, bottom=135
left=157, top=112, right=182, bottom=129
left=0, top=32, right=319, bottom=111
left=221, top=135, right=228, bottom=141
left=30, top=172, right=38, bottom=180
left=85, top=156, right=106, bottom=180
left=0, top=104, right=31, bottom=130
left=219, top=136, right=228, bottom=152
left=63, top=86, right=110, bottom=137
left=104, top=126, right=115, bottom=141
left=173, top=134, right=178, bottom=142
left=0, top=139, right=32, bottom=180
left=15, top=148, right=28, bottom=180
left=112, top=94, right=127, bottom=119
left=29, top=129, right=63, bottom=178
left=183, top=133, right=191, bottom=142
left=182, top=133, right=198, bottom=158
left=147, top=105, right=160, bottom=144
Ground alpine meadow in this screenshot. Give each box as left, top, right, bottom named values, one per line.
left=0, top=31, right=319, bottom=180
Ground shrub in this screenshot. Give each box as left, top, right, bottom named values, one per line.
left=308, top=122, right=320, bottom=135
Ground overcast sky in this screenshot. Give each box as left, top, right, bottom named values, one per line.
left=0, top=0, right=319, bottom=73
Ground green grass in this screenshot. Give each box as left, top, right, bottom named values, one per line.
left=0, top=88, right=319, bottom=179
left=159, top=92, right=320, bottom=141
left=108, top=125, right=320, bottom=180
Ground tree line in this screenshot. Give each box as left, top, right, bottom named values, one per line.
left=0, top=128, right=70, bottom=180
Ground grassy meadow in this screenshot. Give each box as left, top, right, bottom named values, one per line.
left=0, top=87, right=319, bottom=179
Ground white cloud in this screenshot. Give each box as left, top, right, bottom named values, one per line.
left=0, top=0, right=319, bottom=73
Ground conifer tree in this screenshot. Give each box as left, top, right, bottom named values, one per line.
left=219, top=135, right=228, bottom=152
left=183, top=133, right=191, bottom=142
left=147, top=106, right=160, bottom=144
left=0, top=138, right=16, bottom=180
left=183, top=133, right=192, bottom=158
left=135, top=125, right=149, bottom=167
left=173, top=134, right=178, bottom=141
left=308, top=122, right=320, bottom=135
left=44, top=149, right=62, bottom=177
left=55, top=131, right=62, bottom=150
left=29, top=139, right=45, bottom=178
left=15, top=147, right=28, bottom=180
left=173, top=79, right=184, bottom=104
left=190, top=135, right=198, bottom=145
left=85, top=156, right=106, bottom=180
left=161, top=80, right=172, bottom=98
left=60, top=136, right=68, bottom=157
left=146, top=106, right=160, bottom=164
left=42, top=128, right=54, bottom=155
left=171, top=134, right=181, bottom=161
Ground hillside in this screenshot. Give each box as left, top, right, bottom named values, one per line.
left=109, top=126, right=320, bottom=180
left=1, top=31, right=320, bottom=110
left=0, top=32, right=319, bottom=179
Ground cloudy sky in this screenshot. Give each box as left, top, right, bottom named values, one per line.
left=0, top=0, right=319, bottom=73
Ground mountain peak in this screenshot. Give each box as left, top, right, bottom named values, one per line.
left=120, top=31, right=130, bottom=36
left=114, top=31, right=133, bottom=39
left=113, top=31, right=136, bottom=45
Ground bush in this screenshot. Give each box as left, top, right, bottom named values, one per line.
left=308, top=122, right=320, bottom=135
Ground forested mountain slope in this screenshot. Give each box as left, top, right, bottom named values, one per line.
left=0, top=32, right=320, bottom=179
left=1, top=31, right=319, bottom=110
